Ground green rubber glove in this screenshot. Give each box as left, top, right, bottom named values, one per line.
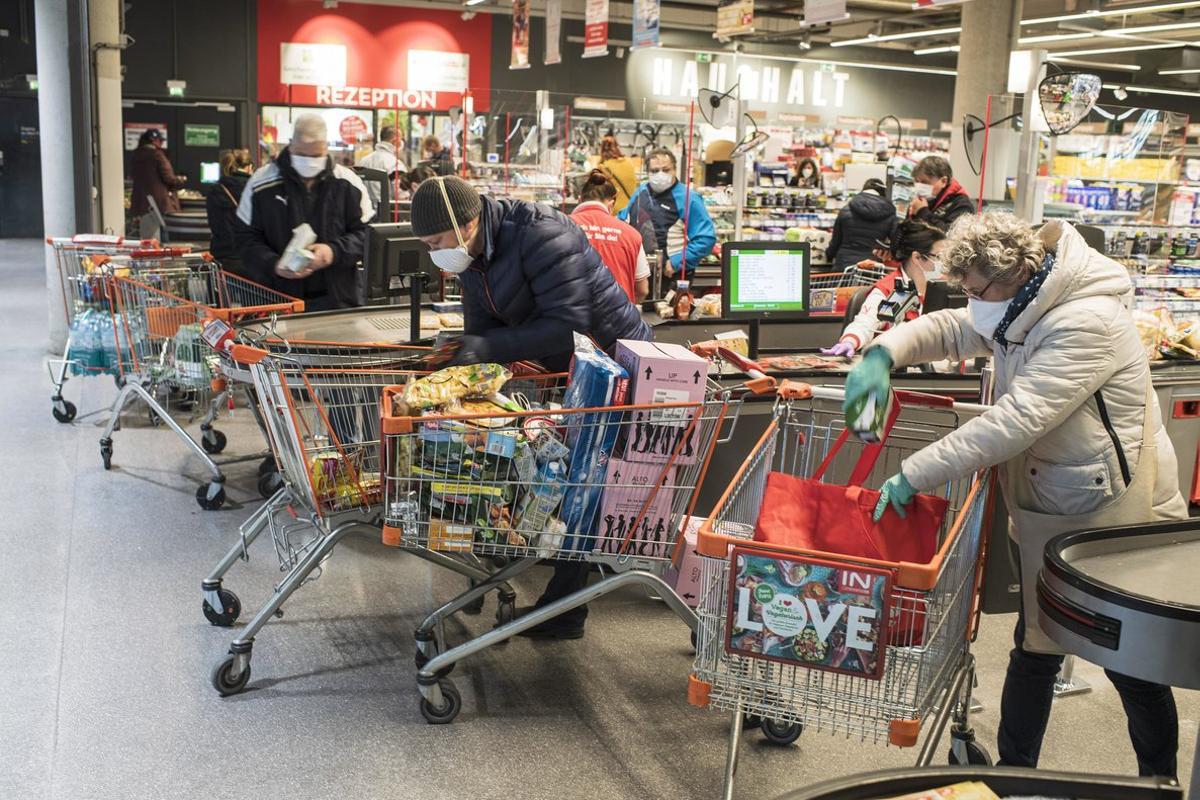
left=874, top=472, right=917, bottom=522
left=843, top=346, right=893, bottom=420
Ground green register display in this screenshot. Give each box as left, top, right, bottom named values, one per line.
left=727, top=247, right=809, bottom=313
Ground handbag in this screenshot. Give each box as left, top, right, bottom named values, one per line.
left=753, top=394, right=950, bottom=645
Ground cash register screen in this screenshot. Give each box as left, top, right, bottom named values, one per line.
left=722, top=242, right=811, bottom=319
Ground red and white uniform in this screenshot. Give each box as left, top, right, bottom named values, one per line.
left=839, top=264, right=922, bottom=350
left=571, top=201, right=650, bottom=303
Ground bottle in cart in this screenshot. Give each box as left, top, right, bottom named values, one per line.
left=513, top=460, right=567, bottom=534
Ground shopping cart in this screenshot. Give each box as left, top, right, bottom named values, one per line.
left=46, top=235, right=164, bottom=422
left=379, top=362, right=773, bottom=724
left=687, top=384, right=993, bottom=800
left=207, top=343, right=528, bottom=696
left=809, top=261, right=892, bottom=314
left=93, top=256, right=303, bottom=509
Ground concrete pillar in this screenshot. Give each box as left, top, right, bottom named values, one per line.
left=35, top=0, right=93, bottom=352
left=948, top=0, right=1022, bottom=199
left=90, top=0, right=125, bottom=236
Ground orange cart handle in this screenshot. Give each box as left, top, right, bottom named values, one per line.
left=228, top=343, right=270, bottom=365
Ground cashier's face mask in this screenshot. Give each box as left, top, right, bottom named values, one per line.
left=967, top=297, right=1012, bottom=340
left=291, top=154, right=328, bottom=179
left=427, top=178, right=476, bottom=274
left=913, top=182, right=934, bottom=199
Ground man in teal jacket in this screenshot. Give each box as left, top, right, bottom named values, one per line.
left=620, top=148, right=716, bottom=277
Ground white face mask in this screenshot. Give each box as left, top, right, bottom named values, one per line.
left=913, top=182, right=934, bottom=199
left=922, top=255, right=943, bottom=280
left=429, top=177, right=475, bottom=274
left=648, top=171, right=674, bottom=193
left=291, top=154, right=327, bottom=178
left=967, top=297, right=1012, bottom=340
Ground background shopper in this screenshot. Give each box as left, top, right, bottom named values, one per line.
left=419, top=135, right=455, bottom=176
left=205, top=148, right=254, bottom=274
left=846, top=213, right=1185, bottom=779
left=356, top=125, right=407, bottom=206
left=571, top=169, right=650, bottom=303
left=236, top=112, right=373, bottom=310
left=596, top=135, right=638, bottom=213
left=620, top=148, right=716, bottom=278
left=130, top=128, right=186, bottom=241
left=826, top=178, right=898, bottom=270
left=908, top=155, right=974, bottom=230
left=790, top=157, right=821, bottom=189
left=824, top=219, right=946, bottom=357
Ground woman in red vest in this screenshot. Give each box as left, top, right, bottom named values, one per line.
left=571, top=170, right=650, bottom=303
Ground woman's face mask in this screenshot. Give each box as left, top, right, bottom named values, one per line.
left=912, top=182, right=934, bottom=199
left=967, top=297, right=1012, bottom=340
left=291, top=154, right=328, bottom=178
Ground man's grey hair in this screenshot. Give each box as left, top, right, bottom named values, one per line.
left=292, top=112, right=328, bottom=146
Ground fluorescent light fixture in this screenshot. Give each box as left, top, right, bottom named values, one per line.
left=831, top=25, right=960, bottom=47
left=1106, top=20, right=1200, bottom=35
left=1056, top=41, right=1185, bottom=55
left=655, top=46, right=956, bottom=76
left=1103, top=82, right=1200, bottom=98
left=464, top=0, right=487, bottom=5
left=1021, top=1, right=1200, bottom=26
left=1047, top=55, right=1142, bottom=70
left=913, top=44, right=959, bottom=55
left=1161, top=66, right=1200, bottom=74
left=1018, top=32, right=1095, bottom=44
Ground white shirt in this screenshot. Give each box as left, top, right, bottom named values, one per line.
left=356, top=142, right=407, bottom=204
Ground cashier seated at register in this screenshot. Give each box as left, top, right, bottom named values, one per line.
left=619, top=148, right=717, bottom=278
left=822, top=219, right=948, bottom=357
left=410, top=176, right=652, bottom=640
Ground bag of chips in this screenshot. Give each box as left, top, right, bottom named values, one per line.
left=396, top=363, right=512, bottom=414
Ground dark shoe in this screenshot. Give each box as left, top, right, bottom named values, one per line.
left=518, top=619, right=586, bottom=640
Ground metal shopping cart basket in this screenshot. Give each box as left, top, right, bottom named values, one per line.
left=207, top=344, right=544, bottom=697
left=808, top=261, right=892, bottom=314
left=378, top=363, right=773, bottom=724
left=687, top=384, right=993, bottom=800
left=93, top=256, right=303, bottom=509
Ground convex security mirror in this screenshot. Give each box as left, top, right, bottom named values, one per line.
left=1039, top=72, right=1102, bottom=135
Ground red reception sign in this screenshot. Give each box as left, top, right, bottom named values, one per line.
left=256, top=0, right=492, bottom=111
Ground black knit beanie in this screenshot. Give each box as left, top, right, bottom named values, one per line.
left=410, top=176, right=482, bottom=237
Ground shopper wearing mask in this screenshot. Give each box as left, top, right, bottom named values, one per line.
left=620, top=148, right=716, bottom=278
left=410, top=176, right=651, bottom=639
left=596, top=135, right=638, bottom=213
left=826, top=178, right=899, bottom=271
left=789, top=157, right=821, bottom=189
left=236, top=112, right=374, bottom=309
left=205, top=149, right=254, bottom=274
left=130, top=128, right=186, bottom=241
left=845, top=213, right=1185, bottom=779
left=356, top=125, right=407, bottom=206
left=908, top=155, right=975, bottom=231
left=823, top=219, right=946, bottom=358
left=420, top=135, right=455, bottom=177
left=571, top=170, right=651, bottom=303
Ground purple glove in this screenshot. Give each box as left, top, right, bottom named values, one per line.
left=821, top=340, right=857, bottom=358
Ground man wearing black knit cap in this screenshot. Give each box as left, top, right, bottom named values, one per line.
left=410, top=175, right=651, bottom=372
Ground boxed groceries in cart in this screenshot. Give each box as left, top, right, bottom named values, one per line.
left=595, top=457, right=677, bottom=558
left=614, top=340, right=710, bottom=465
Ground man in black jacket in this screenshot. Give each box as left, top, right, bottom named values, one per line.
left=907, top=155, right=975, bottom=231
left=826, top=178, right=897, bottom=269
left=236, top=113, right=374, bottom=310
left=411, top=176, right=652, bottom=639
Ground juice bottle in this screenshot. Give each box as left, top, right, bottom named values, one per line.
left=673, top=279, right=694, bottom=320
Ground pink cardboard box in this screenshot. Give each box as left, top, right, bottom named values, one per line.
left=614, top=340, right=711, bottom=465
left=595, top=457, right=677, bottom=558
left=666, top=516, right=706, bottom=607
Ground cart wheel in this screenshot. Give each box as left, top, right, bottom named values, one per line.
left=495, top=599, right=516, bottom=626
left=761, top=718, right=803, bottom=746
left=258, top=471, right=283, bottom=498
left=196, top=483, right=226, bottom=511
left=949, top=737, right=992, bottom=766
left=52, top=398, right=77, bottom=423
left=211, top=655, right=251, bottom=697
left=419, top=679, right=462, bottom=724
left=490, top=555, right=510, bottom=569
left=743, top=714, right=763, bottom=730
left=257, top=456, right=277, bottom=476
left=202, top=588, right=241, bottom=627
left=100, top=441, right=113, bottom=471
left=201, top=429, right=227, bottom=455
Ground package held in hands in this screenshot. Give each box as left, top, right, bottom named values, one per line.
left=558, top=333, right=629, bottom=552
left=279, top=223, right=318, bottom=274
left=596, top=457, right=677, bottom=558
left=614, top=340, right=710, bottom=465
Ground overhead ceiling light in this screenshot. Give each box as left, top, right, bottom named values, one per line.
left=831, top=25, right=961, bottom=47
left=1056, top=41, right=1186, bottom=55
left=1161, top=66, right=1200, bottom=74
left=1113, top=86, right=1129, bottom=100
left=913, top=44, right=960, bottom=55
left=655, top=46, right=957, bottom=76
left=1017, top=32, right=1095, bottom=44
left=1047, top=55, right=1142, bottom=70
left=1103, top=82, right=1200, bottom=98
left=464, top=0, right=487, bottom=5
left=1021, top=1, right=1200, bottom=26
left=1105, top=20, right=1200, bottom=35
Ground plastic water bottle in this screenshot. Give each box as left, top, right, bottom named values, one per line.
left=514, top=460, right=567, bottom=534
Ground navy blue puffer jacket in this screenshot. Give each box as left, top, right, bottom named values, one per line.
left=459, top=196, right=651, bottom=370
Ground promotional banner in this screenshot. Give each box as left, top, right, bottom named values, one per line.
left=632, top=0, right=660, bottom=49
left=583, top=0, right=609, bottom=58
left=545, top=0, right=562, bottom=65
left=715, top=0, right=754, bottom=38
left=804, top=0, right=846, bottom=26
left=511, top=0, right=531, bottom=69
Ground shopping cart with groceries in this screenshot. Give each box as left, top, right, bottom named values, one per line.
left=378, top=344, right=775, bottom=725
left=207, top=342, right=533, bottom=697
left=808, top=260, right=892, bottom=315
left=93, top=253, right=303, bottom=509
left=46, top=235, right=166, bottom=423
left=687, top=383, right=993, bottom=800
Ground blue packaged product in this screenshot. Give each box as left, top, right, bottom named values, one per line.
left=558, top=333, right=630, bottom=552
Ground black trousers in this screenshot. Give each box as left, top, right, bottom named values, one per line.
left=997, top=613, right=1178, bottom=778
left=534, top=562, right=590, bottom=627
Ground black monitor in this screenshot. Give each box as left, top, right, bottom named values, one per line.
left=923, top=280, right=968, bottom=315
left=361, top=222, right=433, bottom=305
left=721, top=241, right=811, bottom=320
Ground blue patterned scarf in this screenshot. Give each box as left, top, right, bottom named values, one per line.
left=992, top=251, right=1056, bottom=347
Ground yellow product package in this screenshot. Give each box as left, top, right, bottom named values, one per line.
left=882, top=781, right=1001, bottom=800
left=396, top=363, right=513, bottom=414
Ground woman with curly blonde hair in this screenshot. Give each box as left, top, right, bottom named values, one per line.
left=843, top=212, right=1185, bottom=778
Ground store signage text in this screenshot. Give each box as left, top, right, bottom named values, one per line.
left=314, top=86, right=439, bottom=110
left=649, top=57, right=850, bottom=109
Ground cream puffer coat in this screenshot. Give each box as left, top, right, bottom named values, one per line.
left=870, top=220, right=1187, bottom=522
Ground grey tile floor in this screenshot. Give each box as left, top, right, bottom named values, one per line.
left=2, top=237, right=1195, bottom=799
